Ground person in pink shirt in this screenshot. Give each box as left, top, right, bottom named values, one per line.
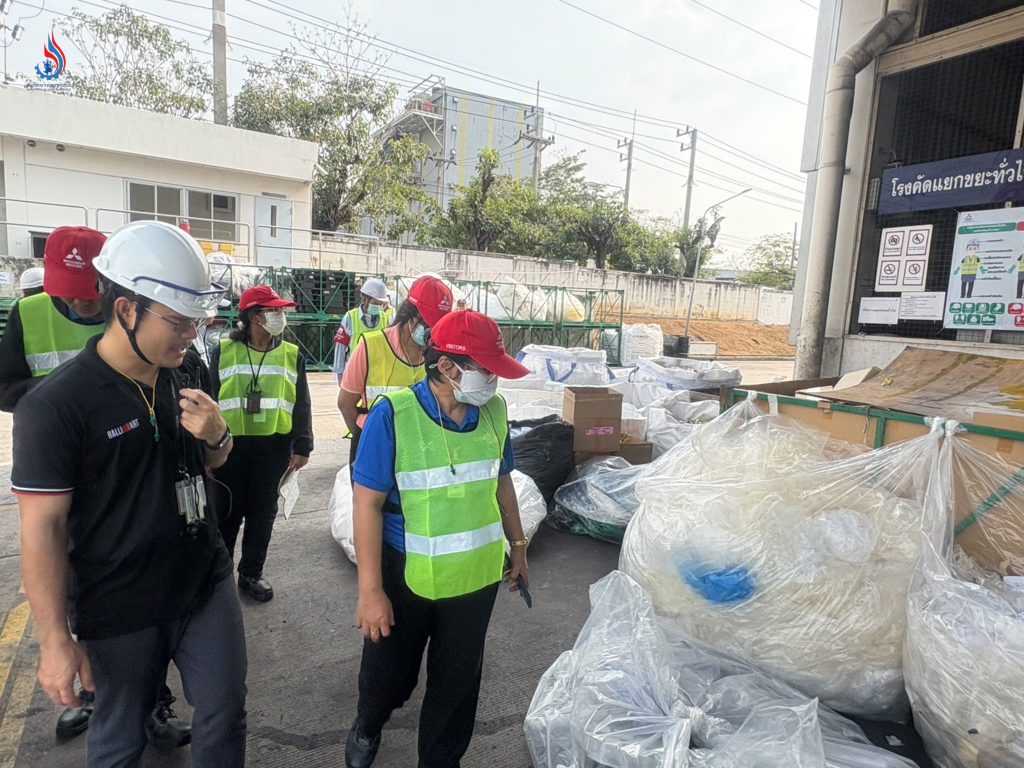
left=337, top=276, right=453, bottom=469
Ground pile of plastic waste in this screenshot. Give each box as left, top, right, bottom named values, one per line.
left=525, top=570, right=919, bottom=768
left=620, top=399, right=940, bottom=719
left=903, top=427, right=1024, bottom=768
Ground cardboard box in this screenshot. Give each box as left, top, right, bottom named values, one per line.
left=563, top=386, right=623, bottom=453
left=618, top=436, right=654, bottom=465
left=574, top=437, right=654, bottom=467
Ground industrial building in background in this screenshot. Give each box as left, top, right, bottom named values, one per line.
left=793, top=0, right=1024, bottom=377
left=367, top=76, right=548, bottom=244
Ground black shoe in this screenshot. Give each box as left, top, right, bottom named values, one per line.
left=145, top=695, right=192, bottom=749
left=55, top=691, right=94, bottom=739
left=238, top=574, right=274, bottom=602
left=344, top=719, right=381, bottom=768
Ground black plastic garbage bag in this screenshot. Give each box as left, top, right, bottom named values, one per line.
left=510, top=416, right=575, bottom=505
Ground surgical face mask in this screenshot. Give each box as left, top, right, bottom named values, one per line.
left=450, top=363, right=497, bottom=406
left=411, top=323, right=428, bottom=347
left=262, top=310, right=287, bottom=336
left=366, top=303, right=382, bottom=318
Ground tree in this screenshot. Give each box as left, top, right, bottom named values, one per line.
left=429, top=149, right=503, bottom=251
left=741, top=233, right=798, bottom=290
left=233, top=14, right=431, bottom=234
left=675, top=213, right=724, bottom=278
left=612, top=216, right=680, bottom=276
left=55, top=7, right=212, bottom=118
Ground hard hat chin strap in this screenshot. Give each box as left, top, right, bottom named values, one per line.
left=117, top=307, right=155, bottom=366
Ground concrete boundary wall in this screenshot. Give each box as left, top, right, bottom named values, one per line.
left=307, top=239, right=794, bottom=325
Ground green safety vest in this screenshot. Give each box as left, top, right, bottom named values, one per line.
left=218, top=338, right=299, bottom=437
left=347, top=305, right=394, bottom=351
left=19, top=293, right=103, bottom=377
left=962, top=256, right=980, bottom=276
left=387, top=388, right=508, bottom=600
left=361, top=328, right=424, bottom=409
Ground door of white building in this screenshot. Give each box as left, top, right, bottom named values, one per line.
left=254, top=196, right=293, bottom=267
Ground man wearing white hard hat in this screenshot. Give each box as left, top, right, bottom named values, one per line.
left=12, top=221, right=248, bottom=767
left=19, top=266, right=45, bottom=297
left=332, top=277, right=393, bottom=383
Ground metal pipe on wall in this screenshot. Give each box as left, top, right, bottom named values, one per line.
left=794, top=0, right=919, bottom=378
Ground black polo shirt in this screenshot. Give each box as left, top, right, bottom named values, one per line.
left=11, top=337, right=232, bottom=640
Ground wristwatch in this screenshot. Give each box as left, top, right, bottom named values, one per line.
left=205, top=426, right=232, bottom=451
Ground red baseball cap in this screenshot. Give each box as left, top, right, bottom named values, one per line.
left=43, top=226, right=106, bottom=301
left=239, top=285, right=297, bottom=312
left=407, top=276, right=453, bottom=327
left=430, top=310, right=530, bottom=379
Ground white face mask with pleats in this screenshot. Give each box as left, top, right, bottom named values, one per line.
left=262, top=310, right=287, bottom=336
left=448, top=363, right=497, bottom=406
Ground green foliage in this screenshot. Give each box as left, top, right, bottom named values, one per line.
left=56, top=7, right=212, bottom=118
left=232, top=18, right=432, bottom=235
left=740, top=232, right=798, bottom=289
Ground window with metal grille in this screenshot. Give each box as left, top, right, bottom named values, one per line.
left=920, top=0, right=1024, bottom=36
left=850, top=38, right=1024, bottom=342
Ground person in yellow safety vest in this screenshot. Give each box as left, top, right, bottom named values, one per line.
left=333, top=277, right=394, bottom=384
left=344, top=310, right=532, bottom=768
left=337, top=275, right=453, bottom=471
left=209, top=285, right=314, bottom=603
left=958, top=240, right=982, bottom=299
left=19, top=266, right=45, bottom=298
left=0, top=227, right=106, bottom=412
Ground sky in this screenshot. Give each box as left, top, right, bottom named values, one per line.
left=2, top=0, right=820, bottom=266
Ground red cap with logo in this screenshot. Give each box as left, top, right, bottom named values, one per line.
left=43, top=226, right=106, bottom=301
left=239, top=285, right=297, bottom=312
left=429, top=310, right=530, bottom=379
left=407, top=276, right=453, bottom=327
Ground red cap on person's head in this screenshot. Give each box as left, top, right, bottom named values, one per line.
left=407, top=276, right=453, bottom=327
left=429, top=310, right=530, bottom=379
left=43, top=226, right=106, bottom=301
left=239, top=285, right=297, bottom=312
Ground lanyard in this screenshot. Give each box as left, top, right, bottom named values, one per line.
left=244, top=343, right=271, bottom=394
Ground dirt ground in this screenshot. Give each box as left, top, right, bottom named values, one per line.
left=623, top=315, right=796, bottom=358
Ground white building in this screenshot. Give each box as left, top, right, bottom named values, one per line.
left=792, top=0, right=1024, bottom=376
left=0, top=87, right=319, bottom=283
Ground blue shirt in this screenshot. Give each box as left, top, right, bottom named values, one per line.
left=352, top=379, right=515, bottom=552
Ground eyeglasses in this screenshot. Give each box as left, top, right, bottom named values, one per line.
left=144, top=307, right=209, bottom=334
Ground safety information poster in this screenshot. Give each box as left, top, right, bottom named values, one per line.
left=875, top=225, right=932, bottom=292
left=945, top=207, right=1024, bottom=330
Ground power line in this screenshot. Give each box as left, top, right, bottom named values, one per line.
left=686, top=0, right=811, bottom=58
left=554, top=0, right=806, bottom=105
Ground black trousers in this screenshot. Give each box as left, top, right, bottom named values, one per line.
left=961, top=278, right=975, bottom=298
left=214, top=435, right=292, bottom=579
left=82, top=577, right=247, bottom=768
left=356, top=546, right=499, bottom=768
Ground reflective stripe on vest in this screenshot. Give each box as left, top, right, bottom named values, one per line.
left=348, top=306, right=394, bottom=351
left=361, top=328, right=423, bottom=409
left=387, top=388, right=508, bottom=600
left=19, top=294, right=103, bottom=377
left=217, top=338, right=299, bottom=436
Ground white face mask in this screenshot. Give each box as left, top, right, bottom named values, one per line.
left=449, top=363, right=497, bottom=406
left=262, top=310, right=287, bottom=336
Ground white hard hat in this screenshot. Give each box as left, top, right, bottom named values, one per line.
left=94, top=221, right=227, bottom=318
left=19, top=266, right=44, bottom=290
left=360, top=277, right=388, bottom=301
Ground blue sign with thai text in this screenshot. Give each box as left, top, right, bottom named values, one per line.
left=879, top=149, right=1024, bottom=214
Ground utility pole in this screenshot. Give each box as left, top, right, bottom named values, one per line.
left=431, top=153, right=457, bottom=208
left=212, top=0, right=228, bottom=125
left=519, top=81, right=553, bottom=193
left=677, top=125, right=698, bottom=228
left=618, top=109, right=637, bottom=210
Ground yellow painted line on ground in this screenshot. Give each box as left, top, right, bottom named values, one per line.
left=0, top=602, right=30, bottom=704
left=0, top=614, right=36, bottom=768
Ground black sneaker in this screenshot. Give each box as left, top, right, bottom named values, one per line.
left=238, top=573, right=274, bottom=602
left=344, top=719, right=381, bottom=768
left=55, top=691, right=95, bottom=739
left=145, top=694, right=191, bottom=749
